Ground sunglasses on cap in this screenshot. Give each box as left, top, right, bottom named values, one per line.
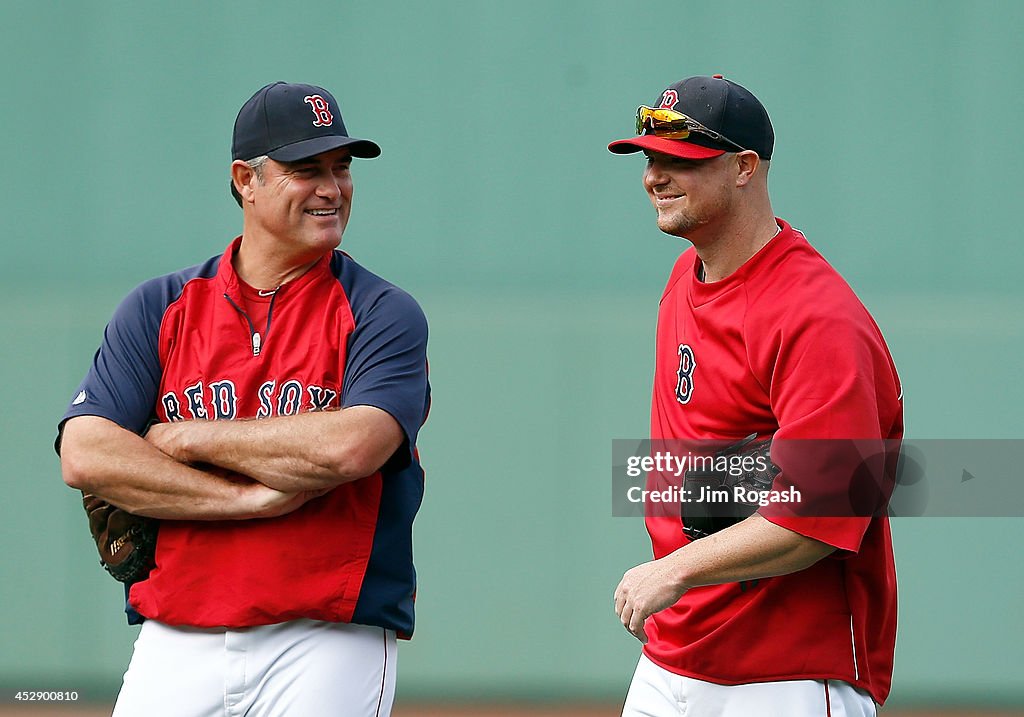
left=635, top=106, right=748, bottom=153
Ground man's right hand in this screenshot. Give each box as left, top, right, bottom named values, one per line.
left=241, top=482, right=332, bottom=519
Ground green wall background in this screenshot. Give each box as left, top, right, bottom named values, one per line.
left=2, top=0, right=1022, bottom=709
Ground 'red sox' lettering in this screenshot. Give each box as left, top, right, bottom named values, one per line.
left=161, top=379, right=339, bottom=422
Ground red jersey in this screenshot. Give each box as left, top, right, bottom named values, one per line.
left=59, top=238, right=430, bottom=635
left=645, top=219, right=902, bottom=704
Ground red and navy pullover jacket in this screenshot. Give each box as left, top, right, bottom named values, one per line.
left=57, top=238, right=429, bottom=637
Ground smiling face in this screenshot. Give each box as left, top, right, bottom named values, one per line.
left=641, top=150, right=737, bottom=240
left=237, top=146, right=355, bottom=263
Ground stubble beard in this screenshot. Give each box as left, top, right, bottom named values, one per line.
left=654, top=190, right=733, bottom=241
left=656, top=207, right=702, bottom=238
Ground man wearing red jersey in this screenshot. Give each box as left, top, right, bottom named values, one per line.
left=608, top=76, right=902, bottom=715
left=57, top=82, right=429, bottom=716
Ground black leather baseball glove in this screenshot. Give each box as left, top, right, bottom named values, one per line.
left=681, top=434, right=781, bottom=541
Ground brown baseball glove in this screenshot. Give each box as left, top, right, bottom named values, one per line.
left=81, top=493, right=158, bottom=583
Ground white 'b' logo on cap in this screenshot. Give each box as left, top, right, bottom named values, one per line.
left=303, top=95, right=334, bottom=127
left=659, top=90, right=678, bottom=109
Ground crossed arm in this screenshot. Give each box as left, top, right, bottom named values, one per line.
left=60, top=406, right=404, bottom=521
left=613, top=515, right=836, bottom=643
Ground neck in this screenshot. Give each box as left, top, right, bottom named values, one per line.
left=233, top=235, right=323, bottom=290
left=694, top=210, right=779, bottom=283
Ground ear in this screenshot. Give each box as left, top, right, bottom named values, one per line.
left=231, top=160, right=258, bottom=205
left=734, top=151, right=760, bottom=188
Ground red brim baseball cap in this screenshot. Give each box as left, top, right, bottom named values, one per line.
left=607, top=135, right=726, bottom=160
left=609, top=75, right=774, bottom=162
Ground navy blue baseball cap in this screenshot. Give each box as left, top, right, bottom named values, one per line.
left=609, top=75, right=773, bottom=160
left=232, top=82, right=381, bottom=162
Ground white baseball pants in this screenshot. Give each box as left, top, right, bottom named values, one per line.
left=622, top=654, right=876, bottom=717
left=111, top=619, right=396, bottom=717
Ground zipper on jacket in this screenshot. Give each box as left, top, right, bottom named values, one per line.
left=224, top=291, right=279, bottom=357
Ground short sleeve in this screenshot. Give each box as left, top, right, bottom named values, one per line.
left=752, top=302, right=902, bottom=553
left=340, top=286, right=430, bottom=459
left=55, top=281, right=167, bottom=452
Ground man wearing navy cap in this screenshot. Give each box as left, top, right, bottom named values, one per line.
left=610, top=76, right=902, bottom=715
left=58, top=82, right=430, bottom=716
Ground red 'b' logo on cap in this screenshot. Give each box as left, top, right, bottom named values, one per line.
left=303, top=95, right=334, bottom=127
left=659, top=90, right=678, bottom=109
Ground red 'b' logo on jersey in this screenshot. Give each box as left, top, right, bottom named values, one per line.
left=303, top=95, right=334, bottom=127
left=659, top=90, right=679, bottom=109
left=676, top=344, right=696, bottom=404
